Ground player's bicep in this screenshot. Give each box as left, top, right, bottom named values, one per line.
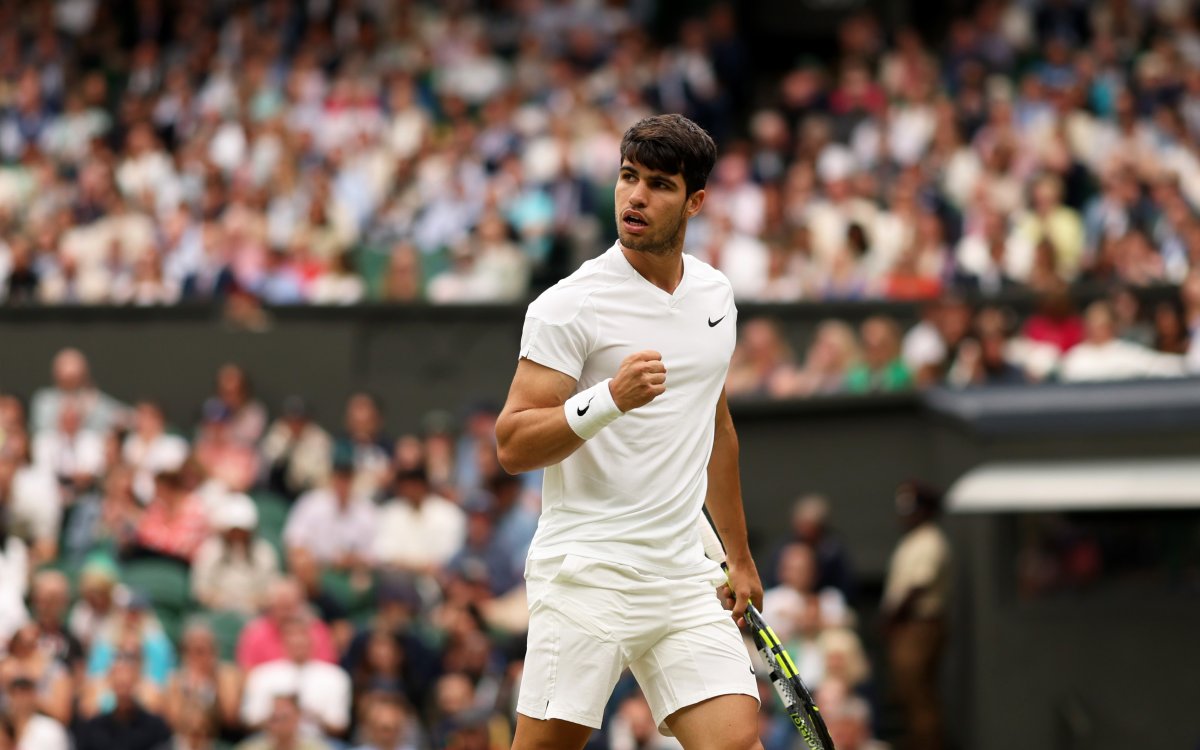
left=501, top=357, right=579, bottom=416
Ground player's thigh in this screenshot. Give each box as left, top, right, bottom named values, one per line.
left=664, top=693, right=763, bottom=750
left=516, top=584, right=626, bottom=730
left=629, top=618, right=758, bottom=737
left=511, top=714, right=594, bottom=750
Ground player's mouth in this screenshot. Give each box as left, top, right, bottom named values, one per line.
left=622, top=210, right=649, bottom=234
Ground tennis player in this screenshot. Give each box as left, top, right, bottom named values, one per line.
left=496, top=114, right=764, bottom=750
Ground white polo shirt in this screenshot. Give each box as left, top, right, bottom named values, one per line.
left=519, top=243, right=737, bottom=577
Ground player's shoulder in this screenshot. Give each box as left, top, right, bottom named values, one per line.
left=525, top=247, right=629, bottom=325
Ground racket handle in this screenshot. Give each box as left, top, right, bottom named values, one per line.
left=697, top=515, right=727, bottom=565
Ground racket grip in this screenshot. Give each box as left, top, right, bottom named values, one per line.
left=697, top=516, right=727, bottom=565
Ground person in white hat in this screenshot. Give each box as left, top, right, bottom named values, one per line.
left=191, top=494, right=280, bottom=616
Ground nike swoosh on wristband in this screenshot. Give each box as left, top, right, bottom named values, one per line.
left=577, top=395, right=596, bottom=416
left=708, top=315, right=726, bottom=327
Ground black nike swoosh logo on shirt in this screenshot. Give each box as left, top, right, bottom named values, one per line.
left=708, top=315, right=726, bottom=327
left=577, top=396, right=595, bottom=416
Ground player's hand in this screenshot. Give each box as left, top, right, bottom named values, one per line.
left=609, top=350, right=666, bottom=412
left=718, top=559, right=764, bottom=629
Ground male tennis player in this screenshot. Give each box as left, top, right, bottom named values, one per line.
left=496, top=114, right=764, bottom=750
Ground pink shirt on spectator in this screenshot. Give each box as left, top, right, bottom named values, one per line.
left=135, top=495, right=209, bottom=562
left=235, top=617, right=337, bottom=670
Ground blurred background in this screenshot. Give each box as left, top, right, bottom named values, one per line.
left=0, top=0, right=1198, bottom=749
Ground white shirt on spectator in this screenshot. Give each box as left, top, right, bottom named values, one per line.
left=8, top=467, right=62, bottom=548
left=373, top=494, right=466, bottom=570
left=16, top=713, right=69, bottom=750
left=284, top=488, right=377, bottom=565
left=762, top=585, right=850, bottom=643
left=33, top=429, right=106, bottom=481
left=241, top=658, right=351, bottom=735
left=1059, top=340, right=1186, bottom=383
left=0, top=536, right=30, bottom=643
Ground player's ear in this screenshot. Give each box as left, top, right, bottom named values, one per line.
left=685, top=188, right=706, bottom=218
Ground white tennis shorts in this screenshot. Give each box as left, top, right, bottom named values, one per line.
left=516, top=554, right=759, bottom=734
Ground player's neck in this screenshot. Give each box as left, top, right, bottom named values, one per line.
left=620, top=243, right=684, bottom=294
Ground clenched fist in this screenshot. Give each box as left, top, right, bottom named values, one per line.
left=609, top=350, right=666, bottom=412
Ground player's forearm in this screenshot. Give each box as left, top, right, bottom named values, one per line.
left=495, top=405, right=585, bottom=474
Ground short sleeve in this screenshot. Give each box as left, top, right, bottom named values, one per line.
left=518, top=296, right=594, bottom=380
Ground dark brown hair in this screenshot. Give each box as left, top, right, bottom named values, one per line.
left=619, top=114, right=717, bottom=196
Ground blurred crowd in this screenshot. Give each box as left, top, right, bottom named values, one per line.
left=3, top=1, right=1200, bottom=309
left=0, top=345, right=896, bottom=750
left=727, top=276, right=1200, bottom=398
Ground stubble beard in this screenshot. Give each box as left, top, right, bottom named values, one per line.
left=618, top=209, right=687, bottom=257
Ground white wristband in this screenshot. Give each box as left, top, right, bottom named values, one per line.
left=564, top=379, right=624, bottom=439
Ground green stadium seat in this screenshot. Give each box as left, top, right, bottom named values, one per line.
left=251, top=491, right=290, bottom=558
left=320, top=568, right=375, bottom=623
left=205, top=609, right=250, bottom=662
left=121, top=559, right=191, bottom=613
left=251, top=491, right=290, bottom=533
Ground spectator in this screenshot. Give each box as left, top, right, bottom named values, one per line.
left=66, top=466, right=141, bottom=563
left=132, top=469, right=209, bottom=564
left=68, top=557, right=121, bottom=650
left=0, top=448, right=58, bottom=571
left=945, top=307, right=1029, bottom=387
left=1059, top=300, right=1186, bottom=382
left=1152, top=299, right=1190, bottom=355
left=881, top=481, right=951, bottom=750
left=31, top=398, right=106, bottom=503
left=373, top=468, right=467, bottom=575
left=76, top=656, right=172, bottom=750
left=351, top=692, right=420, bottom=750
left=348, top=630, right=411, bottom=713
left=85, top=593, right=176, bottom=695
left=762, top=542, right=851, bottom=643
left=726, top=318, right=799, bottom=398
left=845, top=316, right=912, bottom=393
left=122, top=401, right=189, bottom=504
left=334, top=394, right=392, bottom=502
left=28, top=571, right=86, bottom=682
left=191, top=493, right=280, bottom=615
left=193, top=402, right=260, bottom=495
left=341, top=580, right=440, bottom=716
left=902, top=296, right=972, bottom=388
left=824, top=695, right=890, bottom=750
left=765, top=494, right=856, bottom=599
left=260, top=396, right=333, bottom=501
left=29, top=349, right=127, bottom=434
left=0, top=487, right=31, bottom=643
left=4, top=676, right=69, bottom=750
left=161, top=702, right=220, bottom=750
left=162, top=620, right=242, bottom=740
left=285, top=548, right=355, bottom=653
left=478, top=472, right=538, bottom=595
left=234, top=694, right=332, bottom=750
left=1022, top=289, right=1084, bottom=355
left=283, top=456, right=376, bottom=570
left=778, top=320, right=859, bottom=397
left=204, top=365, right=267, bottom=447
left=241, top=618, right=351, bottom=738
left=235, top=578, right=337, bottom=670
left=0, top=624, right=72, bottom=725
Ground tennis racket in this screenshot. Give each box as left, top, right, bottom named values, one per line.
left=698, top=517, right=836, bottom=750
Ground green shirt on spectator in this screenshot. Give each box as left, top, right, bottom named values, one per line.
left=844, top=360, right=913, bottom=393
